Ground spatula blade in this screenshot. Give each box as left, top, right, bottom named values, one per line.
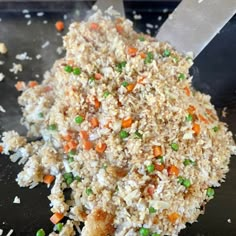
left=156, top=0, right=236, bottom=58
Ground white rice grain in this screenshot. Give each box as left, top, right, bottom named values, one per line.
left=0, top=73, right=5, bottom=82
left=13, top=196, right=21, bottom=204
left=6, top=229, right=13, bottom=236
left=41, top=41, right=50, bottom=49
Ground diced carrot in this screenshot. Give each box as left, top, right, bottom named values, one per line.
left=137, top=76, right=145, bottom=84
left=192, top=123, right=200, bottom=135
left=62, top=134, right=72, bottom=142
left=206, top=108, right=213, bottom=116
left=15, top=81, right=26, bottom=91
left=184, top=86, right=191, bottom=96
left=168, top=212, right=180, bottom=223
left=83, top=140, right=93, bottom=151
left=140, top=52, right=147, bottom=59
left=50, top=212, right=64, bottom=225
left=67, top=140, right=78, bottom=150
left=153, top=146, right=162, bottom=157
left=126, top=83, right=135, bottom=92
left=63, top=143, right=70, bottom=153
left=0, top=145, right=3, bottom=153
left=43, top=175, right=55, bottom=185
left=79, top=130, right=89, bottom=140
left=187, top=105, right=196, bottom=115
left=168, top=165, right=179, bottom=176
left=95, top=143, right=107, bottom=153
left=154, top=163, right=165, bottom=172
left=121, top=117, right=133, bottom=128
left=55, top=21, right=64, bottom=31
left=94, top=97, right=101, bottom=109
left=28, top=81, right=38, bottom=88
left=90, top=117, right=99, bottom=128
left=147, top=186, right=155, bottom=196
left=115, top=24, right=123, bottom=33
left=127, top=47, right=138, bottom=56
left=95, top=73, right=102, bottom=80
left=198, top=114, right=209, bottom=124
left=90, top=22, right=99, bottom=30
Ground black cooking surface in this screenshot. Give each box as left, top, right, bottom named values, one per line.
left=0, top=1, right=235, bottom=235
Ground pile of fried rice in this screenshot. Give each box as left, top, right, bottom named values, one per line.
left=1, top=11, right=235, bottom=236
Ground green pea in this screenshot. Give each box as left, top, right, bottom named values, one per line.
left=163, top=49, right=171, bottom=57
left=36, top=229, right=45, bottom=236
left=63, top=172, right=73, bottom=180
left=56, top=222, right=63, bottom=232
left=48, top=124, right=57, bottom=131
left=75, top=115, right=84, bottom=124
left=86, top=187, right=93, bottom=196
left=139, top=227, right=150, bottom=236
left=171, top=143, right=179, bottom=151
left=103, top=91, right=110, bottom=98
left=116, top=61, right=126, bottom=72
left=206, top=187, right=215, bottom=197
left=38, top=112, right=44, bottom=118
left=144, top=52, right=154, bottom=64
left=121, top=81, right=129, bottom=87
left=149, top=206, right=156, bottom=213
left=183, top=179, right=191, bottom=188
left=178, top=73, right=185, bottom=80
left=68, top=149, right=76, bottom=157
left=186, top=114, right=193, bottom=122
left=139, top=36, right=145, bottom=41
left=64, top=65, right=73, bottom=73
left=73, top=67, right=81, bottom=75
left=66, top=177, right=73, bottom=185
left=119, top=130, right=129, bottom=139
left=183, top=159, right=195, bottom=166
left=74, top=176, right=81, bottom=182
left=147, top=164, right=155, bottom=173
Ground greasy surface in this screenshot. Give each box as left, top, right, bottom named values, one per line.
left=0, top=1, right=235, bottom=236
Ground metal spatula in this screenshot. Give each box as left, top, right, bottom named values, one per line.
left=156, top=0, right=236, bottom=58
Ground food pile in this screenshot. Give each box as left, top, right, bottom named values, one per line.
left=1, top=11, right=235, bottom=236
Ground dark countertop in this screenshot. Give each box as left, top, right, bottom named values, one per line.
left=0, top=1, right=235, bottom=235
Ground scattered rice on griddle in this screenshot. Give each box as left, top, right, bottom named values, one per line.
left=1, top=11, right=236, bottom=236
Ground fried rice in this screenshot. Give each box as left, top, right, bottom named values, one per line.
left=1, top=11, right=236, bottom=236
